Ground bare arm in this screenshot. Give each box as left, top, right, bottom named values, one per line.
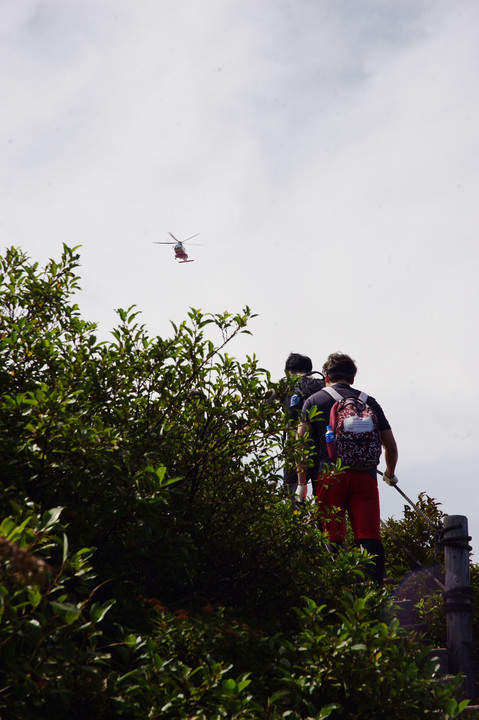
left=381, top=428, right=398, bottom=480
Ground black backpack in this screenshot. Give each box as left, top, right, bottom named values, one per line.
left=289, top=372, right=325, bottom=414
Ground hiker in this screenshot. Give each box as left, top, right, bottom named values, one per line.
left=283, top=353, right=325, bottom=508
left=297, top=352, right=398, bottom=584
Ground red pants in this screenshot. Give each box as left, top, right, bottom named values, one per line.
left=316, top=469, right=381, bottom=542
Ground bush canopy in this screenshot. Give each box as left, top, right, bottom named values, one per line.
left=0, top=245, right=469, bottom=718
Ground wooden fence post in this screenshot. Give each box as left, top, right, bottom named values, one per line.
left=443, top=514, right=475, bottom=701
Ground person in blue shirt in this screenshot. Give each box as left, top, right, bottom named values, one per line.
left=283, top=353, right=325, bottom=508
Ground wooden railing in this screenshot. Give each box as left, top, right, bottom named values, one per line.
left=443, top=515, right=475, bottom=701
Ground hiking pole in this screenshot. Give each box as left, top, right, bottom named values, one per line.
left=377, top=470, right=437, bottom=531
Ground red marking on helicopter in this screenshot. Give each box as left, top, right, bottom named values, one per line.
left=153, top=232, right=200, bottom=263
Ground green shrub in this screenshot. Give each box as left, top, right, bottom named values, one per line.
left=0, top=506, right=131, bottom=718
left=0, top=245, right=470, bottom=718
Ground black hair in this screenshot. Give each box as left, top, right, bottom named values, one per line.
left=322, top=352, right=357, bottom=384
left=284, top=353, right=313, bottom=375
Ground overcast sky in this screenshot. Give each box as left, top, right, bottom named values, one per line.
left=2, top=0, right=479, bottom=553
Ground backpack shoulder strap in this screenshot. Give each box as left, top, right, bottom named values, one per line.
left=323, top=386, right=343, bottom=403
left=325, top=387, right=369, bottom=404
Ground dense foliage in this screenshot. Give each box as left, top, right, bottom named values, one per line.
left=0, top=245, right=470, bottom=718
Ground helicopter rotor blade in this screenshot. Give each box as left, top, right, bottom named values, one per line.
left=155, top=231, right=201, bottom=245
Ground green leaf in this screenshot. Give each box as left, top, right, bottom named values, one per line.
left=90, top=599, right=115, bottom=624
left=27, top=587, right=42, bottom=608
left=38, top=507, right=63, bottom=532
left=222, top=678, right=236, bottom=693
left=318, top=703, right=343, bottom=719
left=50, top=601, right=82, bottom=624
left=125, top=633, right=140, bottom=647
left=0, top=516, right=31, bottom=542
left=62, top=533, right=69, bottom=564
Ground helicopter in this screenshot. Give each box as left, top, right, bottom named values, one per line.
left=153, top=232, right=200, bottom=263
